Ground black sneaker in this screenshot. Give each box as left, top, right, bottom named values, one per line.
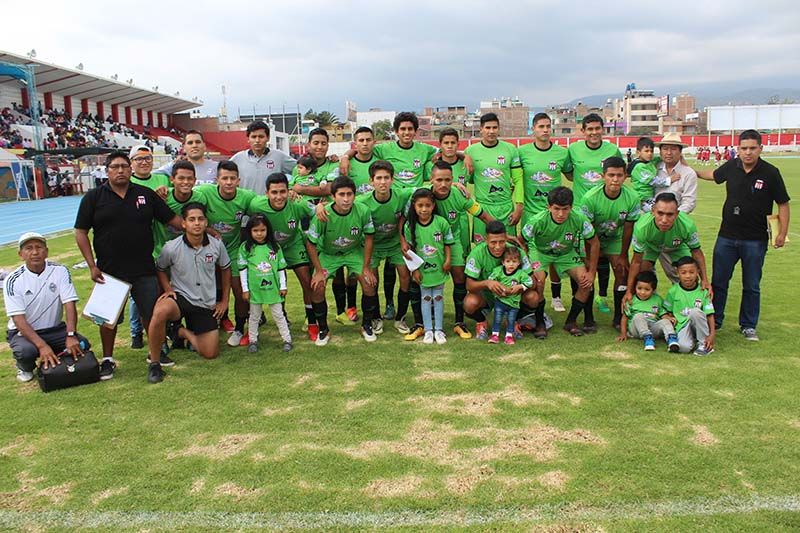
left=99, top=359, right=116, bottom=381
left=159, top=353, right=175, bottom=367
left=147, top=363, right=165, bottom=384
left=130, top=334, right=144, bottom=349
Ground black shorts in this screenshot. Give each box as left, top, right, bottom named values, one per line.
left=176, top=294, right=217, bottom=334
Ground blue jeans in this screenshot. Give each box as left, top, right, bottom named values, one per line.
left=711, top=235, right=767, bottom=329
left=421, top=284, right=444, bottom=332
left=129, top=298, right=143, bottom=336
left=492, top=300, right=519, bottom=336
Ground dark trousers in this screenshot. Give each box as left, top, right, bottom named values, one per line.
left=711, top=235, right=767, bottom=329
left=8, top=323, right=91, bottom=372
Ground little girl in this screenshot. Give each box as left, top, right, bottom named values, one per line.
left=238, top=215, right=292, bottom=353
left=403, top=188, right=454, bottom=345
left=487, top=247, right=533, bottom=345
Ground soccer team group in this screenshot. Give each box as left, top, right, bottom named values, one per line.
left=5, top=110, right=790, bottom=384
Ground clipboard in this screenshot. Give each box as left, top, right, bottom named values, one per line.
left=82, top=273, right=132, bottom=329
left=403, top=250, right=425, bottom=272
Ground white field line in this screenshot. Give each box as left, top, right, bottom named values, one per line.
left=1, top=494, right=798, bottom=529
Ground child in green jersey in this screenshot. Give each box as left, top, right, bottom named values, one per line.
left=404, top=188, right=454, bottom=345
left=487, top=247, right=533, bottom=345
left=617, top=270, right=679, bottom=351
left=239, top=215, right=292, bottom=353
left=627, top=137, right=668, bottom=213
left=662, top=256, right=716, bottom=356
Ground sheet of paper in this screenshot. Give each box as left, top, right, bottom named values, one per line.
left=82, top=273, right=131, bottom=329
left=403, top=250, right=425, bottom=272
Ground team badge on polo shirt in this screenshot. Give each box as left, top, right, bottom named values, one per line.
left=204, top=254, right=214, bottom=263
left=754, top=179, right=764, bottom=190
left=267, top=160, right=275, bottom=169
left=49, top=282, right=57, bottom=292
left=136, top=195, right=147, bottom=208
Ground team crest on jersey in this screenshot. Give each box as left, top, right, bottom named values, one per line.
left=672, top=238, right=682, bottom=246
left=350, top=226, right=360, bottom=236
left=448, top=209, right=457, bottom=221
left=287, top=219, right=297, bottom=230
left=565, top=232, right=574, bottom=241
left=433, top=231, right=443, bottom=242
left=619, top=211, right=628, bottom=220
left=267, top=160, right=275, bottom=169
left=257, top=261, right=273, bottom=273
left=204, top=254, right=214, bottom=263
left=48, top=282, right=57, bottom=293
left=651, top=305, right=660, bottom=314
left=481, top=168, right=503, bottom=180
left=548, top=160, right=557, bottom=171
left=582, top=170, right=602, bottom=183
left=413, top=159, right=421, bottom=168
left=497, top=155, right=506, bottom=165
left=269, top=250, right=277, bottom=260
left=422, top=244, right=437, bottom=257
left=531, top=172, right=552, bottom=184
left=694, top=298, right=703, bottom=308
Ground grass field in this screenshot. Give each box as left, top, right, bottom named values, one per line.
left=1, top=158, right=799, bottom=531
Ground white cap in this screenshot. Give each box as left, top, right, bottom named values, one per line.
left=129, top=145, right=152, bottom=158
left=18, top=232, right=46, bottom=249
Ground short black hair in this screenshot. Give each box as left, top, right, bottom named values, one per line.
left=582, top=113, right=604, bottom=128
left=181, top=201, right=206, bottom=218
left=308, top=128, right=329, bottom=141
left=430, top=160, right=453, bottom=174
left=480, top=112, right=499, bottom=126
left=246, top=120, right=270, bottom=136
left=369, top=160, right=394, bottom=178
left=603, top=156, right=627, bottom=173
left=637, top=137, right=654, bottom=150
left=354, top=126, right=373, bottom=137
left=171, top=159, right=195, bottom=177
left=739, top=129, right=762, bottom=145
left=654, top=191, right=678, bottom=206
left=216, top=160, right=237, bottom=175
left=672, top=255, right=699, bottom=269
left=104, top=151, right=129, bottom=167
left=393, top=112, right=418, bottom=132
left=438, top=127, right=459, bottom=142
left=331, top=175, right=356, bottom=195
left=502, top=246, right=521, bottom=262
left=184, top=129, right=204, bottom=142
left=548, top=186, right=573, bottom=207
left=532, top=112, right=551, bottom=126
left=297, top=155, right=317, bottom=173
left=266, top=172, right=289, bottom=190
left=634, top=270, right=658, bottom=290
left=485, top=220, right=506, bottom=235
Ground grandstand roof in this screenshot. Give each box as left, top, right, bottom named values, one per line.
left=0, top=50, right=200, bottom=114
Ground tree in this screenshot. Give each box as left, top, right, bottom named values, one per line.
left=304, top=108, right=316, bottom=120
left=315, top=111, right=339, bottom=128
left=371, top=119, right=392, bottom=140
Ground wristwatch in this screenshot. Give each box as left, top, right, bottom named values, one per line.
left=67, top=331, right=77, bottom=337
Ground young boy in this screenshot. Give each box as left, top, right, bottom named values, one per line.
left=305, top=176, right=378, bottom=346
left=662, top=256, right=716, bottom=356
left=627, top=137, right=670, bottom=213
left=617, top=270, right=679, bottom=351
left=248, top=173, right=318, bottom=340
left=522, top=186, right=599, bottom=337
left=487, top=247, right=533, bottom=345
left=292, top=155, right=318, bottom=211
left=196, top=161, right=256, bottom=345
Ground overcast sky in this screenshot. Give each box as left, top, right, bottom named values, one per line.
left=3, top=0, right=799, bottom=119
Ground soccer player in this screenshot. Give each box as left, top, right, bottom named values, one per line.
left=347, top=126, right=378, bottom=194
left=464, top=113, right=523, bottom=241
left=157, top=130, right=220, bottom=184
left=522, top=186, right=599, bottom=337
left=196, top=161, right=256, bottom=345
left=231, top=120, right=297, bottom=196
left=305, top=176, right=378, bottom=346
left=577, top=157, right=641, bottom=328
left=463, top=220, right=539, bottom=340
left=518, top=112, right=573, bottom=314
left=248, top=173, right=318, bottom=340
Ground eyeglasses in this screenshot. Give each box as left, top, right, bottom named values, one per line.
left=132, top=156, right=153, bottom=163
left=107, top=163, right=131, bottom=170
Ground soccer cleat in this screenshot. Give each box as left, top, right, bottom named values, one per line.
left=475, top=321, right=489, bottom=341
left=307, top=324, right=319, bottom=341
left=434, top=330, right=447, bottom=345
left=147, top=363, right=165, bottom=384
left=99, top=359, right=116, bottom=381
left=453, top=323, right=472, bottom=339
left=227, top=331, right=245, bottom=347
left=130, top=334, right=144, bottom=349
left=595, top=296, right=610, bottom=313
left=282, top=342, right=293, bottom=352
left=372, top=318, right=384, bottom=335
left=384, top=304, right=396, bottom=320
left=220, top=317, right=235, bottom=333
left=248, top=342, right=259, bottom=354
left=346, top=306, right=359, bottom=322
left=394, top=319, right=411, bottom=334
left=667, top=333, right=680, bottom=353
left=16, top=369, right=34, bottom=382
left=741, top=327, right=759, bottom=341
left=551, top=297, right=566, bottom=313
left=362, top=325, right=377, bottom=342
left=694, top=346, right=715, bottom=356
left=315, top=330, right=330, bottom=347
left=336, top=311, right=357, bottom=326
left=504, top=334, right=515, bottom=345
left=239, top=334, right=250, bottom=347
left=582, top=321, right=598, bottom=334
left=643, top=335, right=656, bottom=351
left=563, top=323, right=583, bottom=337
left=488, top=333, right=500, bottom=344
left=423, top=331, right=435, bottom=344
left=404, top=326, right=424, bottom=341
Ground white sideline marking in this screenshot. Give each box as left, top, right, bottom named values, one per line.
left=1, top=494, right=798, bottom=528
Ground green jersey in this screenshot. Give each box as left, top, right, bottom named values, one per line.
left=355, top=188, right=412, bottom=253
left=425, top=156, right=471, bottom=185
left=432, top=186, right=482, bottom=241
left=465, top=242, right=532, bottom=280
left=403, top=215, right=454, bottom=287
left=464, top=140, right=522, bottom=207
left=247, top=196, right=311, bottom=252
left=521, top=210, right=596, bottom=256
left=488, top=264, right=533, bottom=307
left=628, top=157, right=667, bottom=206
left=519, top=142, right=573, bottom=216
left=307, top=202, right=374, bottom=256
left=631, top=212, right=701, bottom=256
left=347, top=154, right=376, bottom=195
left=567, top=140, right=623, bottom=202
left=578, top=185, right=641, bottom=242
left=131, top=173, right=172, bottom=258
left=625, top=293, right=665, bottom=320
left=290, top=158, right=340, bottom=208
left=237, top=242, right=287, bottom=305
left=197, top=184, right=256, bottom=256
left=373, top=141, right=436, bottom=188
left=165, top=188, right=207, bottom=241
left=663, top=283, right=714, bottom=332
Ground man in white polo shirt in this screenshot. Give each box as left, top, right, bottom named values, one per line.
left=230, top=120, right=296, bottom=195
left=3, top=232, right=90, bottom=382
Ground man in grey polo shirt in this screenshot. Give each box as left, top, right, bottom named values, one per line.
left=231, top=121, right=296, bottom=195
left=147, top=202, right=231, bottom=383
left=157, top=131, right=220, bottom=184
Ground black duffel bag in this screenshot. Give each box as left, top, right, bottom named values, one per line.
left=36, top=350, right=100, bottom=392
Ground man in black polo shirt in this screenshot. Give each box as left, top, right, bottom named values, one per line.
left=75, top=151, right=181, bottom=381
left=697, top=129, right=790, bottom=341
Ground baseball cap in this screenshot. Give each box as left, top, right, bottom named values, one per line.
left=18, top=232, right=46, bottom=249
left=129, top=145, right=152, bottom=158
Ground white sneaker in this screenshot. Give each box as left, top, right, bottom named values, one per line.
left=16, top=369, right=34, bottom=382
left=362, top=327, right=377, bottom=342
left=227, top=331, right=244, bottom=347
left=315, top=330, right=330, bottom=346
left=372, top=318, right=384, bottom=335
left=394, top=319, right=411, bottom=334
left=552, top=297, right=566, bottom=312
left=423, top=331, right=435, bottom=344
left=434, top=330, right=447, bottom=345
